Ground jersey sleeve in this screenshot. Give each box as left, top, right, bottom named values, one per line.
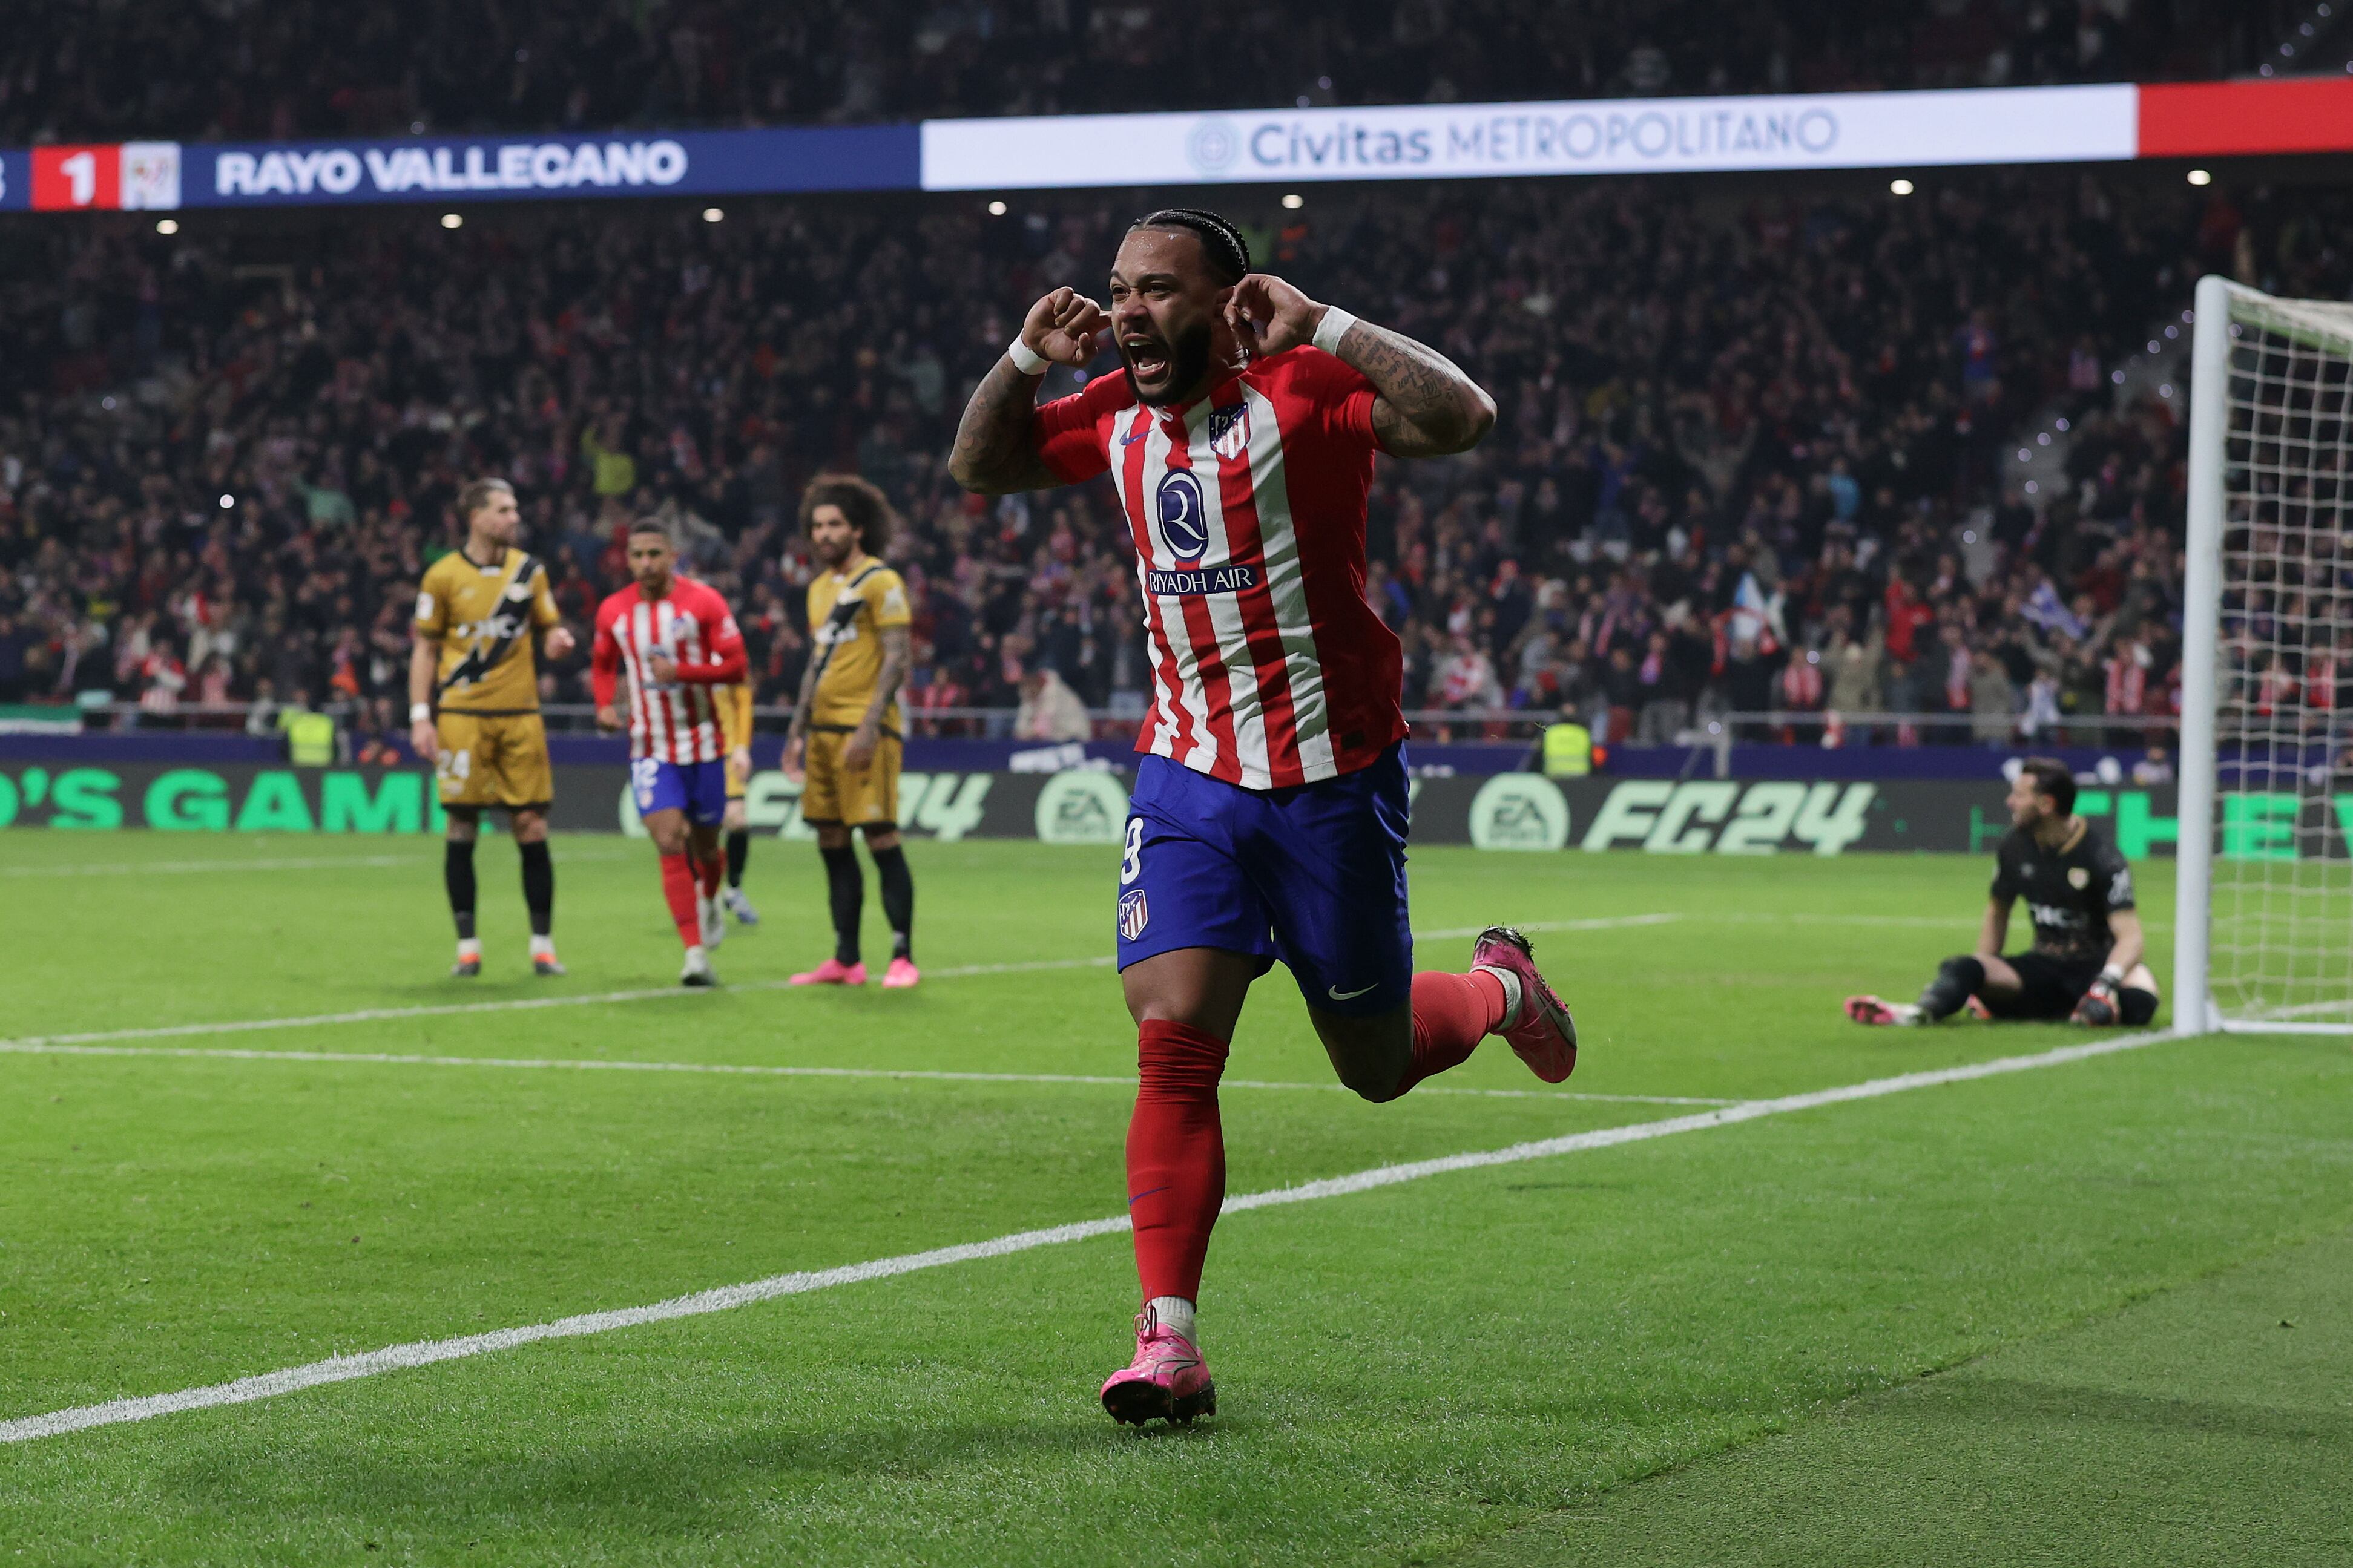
left=530, top=563, right=562, bottom=629
left=670, top=588, right=749, bottom=685
left=590, top=596, right=624, bottom=709
left=1032, top=382, right=1112, bottom=484
left=1303, top=346, right=1385, bottom=456
left=1990, top=839, right=2021, bottom=902
left=717, top=684, right=752, bottom=750
left=413, top=562, right=452, bottom=641
left=867, top=569, right=912, bottom=631
left=2091, top=839, right=2136, bottom=914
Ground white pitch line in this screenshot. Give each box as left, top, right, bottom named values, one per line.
left=0, top=913, right=1682, bottom=1054
left=0, top=1024, right=2174, bottom=1446
left=0, top=1040, right=1732, bottom=1107
left=1690, top=912, right=2176, bottom=932
left=0, top=957, right=1120, bottom=1051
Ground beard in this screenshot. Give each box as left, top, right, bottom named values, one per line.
left=1123, top=318, right=1215, bottom=407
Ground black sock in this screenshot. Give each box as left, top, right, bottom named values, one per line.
left=518, top=839, right=554, bottom=938
left=2119, top=987, right=2158, bottom=1026
left=444, top=840, right=478, bottom=940
left=726, top=827, right=749, bottom=888
left=821, top=845, right=863, bottom=965
left=870, top=844, right=914, bottom=961
left=1917, top=955, right=1984, bottom=1020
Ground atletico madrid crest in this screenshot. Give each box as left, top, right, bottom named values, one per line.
left=1118, top=888, right=1151, bottom=942
left=1207, top=403, right=1249, bottom=461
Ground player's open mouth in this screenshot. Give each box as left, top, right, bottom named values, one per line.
left=1125, top=338, right=1170, bottom=380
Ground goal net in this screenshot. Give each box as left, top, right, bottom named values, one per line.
left=2177, top=277, right=2353, bottom=1035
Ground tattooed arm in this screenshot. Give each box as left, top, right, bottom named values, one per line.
left=948, top=287, right=1108, bottom=494
left=1223, top=273, right=1496, bottom=458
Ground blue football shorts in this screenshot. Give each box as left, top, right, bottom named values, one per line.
left=1113, top=743, right=1413, bottom=1017
left=631, top=755, right=729, bottom=829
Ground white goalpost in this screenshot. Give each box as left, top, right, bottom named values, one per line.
left=2176, top=275, right=2353, bottom=1036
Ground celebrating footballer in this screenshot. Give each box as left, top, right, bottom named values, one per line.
left=950, top=208, right=1582, bottom=1426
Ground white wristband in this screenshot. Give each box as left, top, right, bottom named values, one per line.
left=1007, top=336, right=1050, bottom=376
left=410, top=702, right=432, bottom=724
left=1311, top=306, right=1358, bottom=355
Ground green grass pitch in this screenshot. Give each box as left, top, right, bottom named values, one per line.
left=3, top=831, right=2350, bottom=1566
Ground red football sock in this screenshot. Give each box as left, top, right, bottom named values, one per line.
left=659, top=852, right=702, bottom=949
left=695, top=852, right=722, bottom=900
left=1126, top=1019, right=1229, bottom=1305
left=1393, top=969, right=1512, bottom=1095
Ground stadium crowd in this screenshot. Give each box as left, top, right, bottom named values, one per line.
left=0, top=0, right=2308, bottom=146
left=0, top=168, right=2345, bottom=751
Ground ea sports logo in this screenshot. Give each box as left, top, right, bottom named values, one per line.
left=1155, top=470, right=1210, bottom=563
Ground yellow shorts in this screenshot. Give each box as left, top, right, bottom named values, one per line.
left=433, top=710, right=552, bottom=810
left=801, top=727, right=901, bottom=828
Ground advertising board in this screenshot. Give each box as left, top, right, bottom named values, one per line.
left=6, top=763, right=2346, bottom=863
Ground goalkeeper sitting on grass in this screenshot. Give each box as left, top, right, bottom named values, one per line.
left=1848, top=758, right=2160, bottom=1029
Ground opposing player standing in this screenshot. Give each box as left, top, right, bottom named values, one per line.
left=949, top=209, right=1579, bottom=1425
left=717, top=678, right=762, bottom=925
left=1846, top=759, right=2160, bottom=1028
left=590, top=519, right=748, bottom=986
left=408, top=477, right=575, bottom=977
left=779, top=476, right=920, bottom=989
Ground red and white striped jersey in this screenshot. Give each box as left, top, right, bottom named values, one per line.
left=590, top=576, right=748, bottom=763
left=1033, top=346, right=1406, bottom=790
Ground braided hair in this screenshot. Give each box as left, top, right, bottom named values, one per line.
left=1128, top=208, right=1251, bottom=284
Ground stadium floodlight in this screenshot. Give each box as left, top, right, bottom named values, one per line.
left=2176, top=275, right=2353, bottom=1035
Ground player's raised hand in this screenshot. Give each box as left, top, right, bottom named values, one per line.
left=544, top=625, right=576, bottom=660
left=1021, top=287, right=1108, bottom=367
left=1224, top=274, right=1326, bottom=358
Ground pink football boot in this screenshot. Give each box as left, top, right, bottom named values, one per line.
left=789, top=957, right=867, bottom=986
left=1471, top=926, right=1578, bottom=1083
left=1099, top=1305, right=1216, bottom=1426
left=881, top=956, right=920, bottom=989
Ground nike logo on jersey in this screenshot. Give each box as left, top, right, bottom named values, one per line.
left=1327, top=982, right=1377, bottom=1002
left=1119, top=430, right=1150, bottom=446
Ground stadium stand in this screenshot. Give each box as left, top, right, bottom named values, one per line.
left=0, top=0, right=2315, bottom=145
left=4, top=0, right=2351, bottom=754
left=10, top=169, right=2346, bottom=756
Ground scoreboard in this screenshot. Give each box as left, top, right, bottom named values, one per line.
left=18, top=142, right=182, bottom=211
